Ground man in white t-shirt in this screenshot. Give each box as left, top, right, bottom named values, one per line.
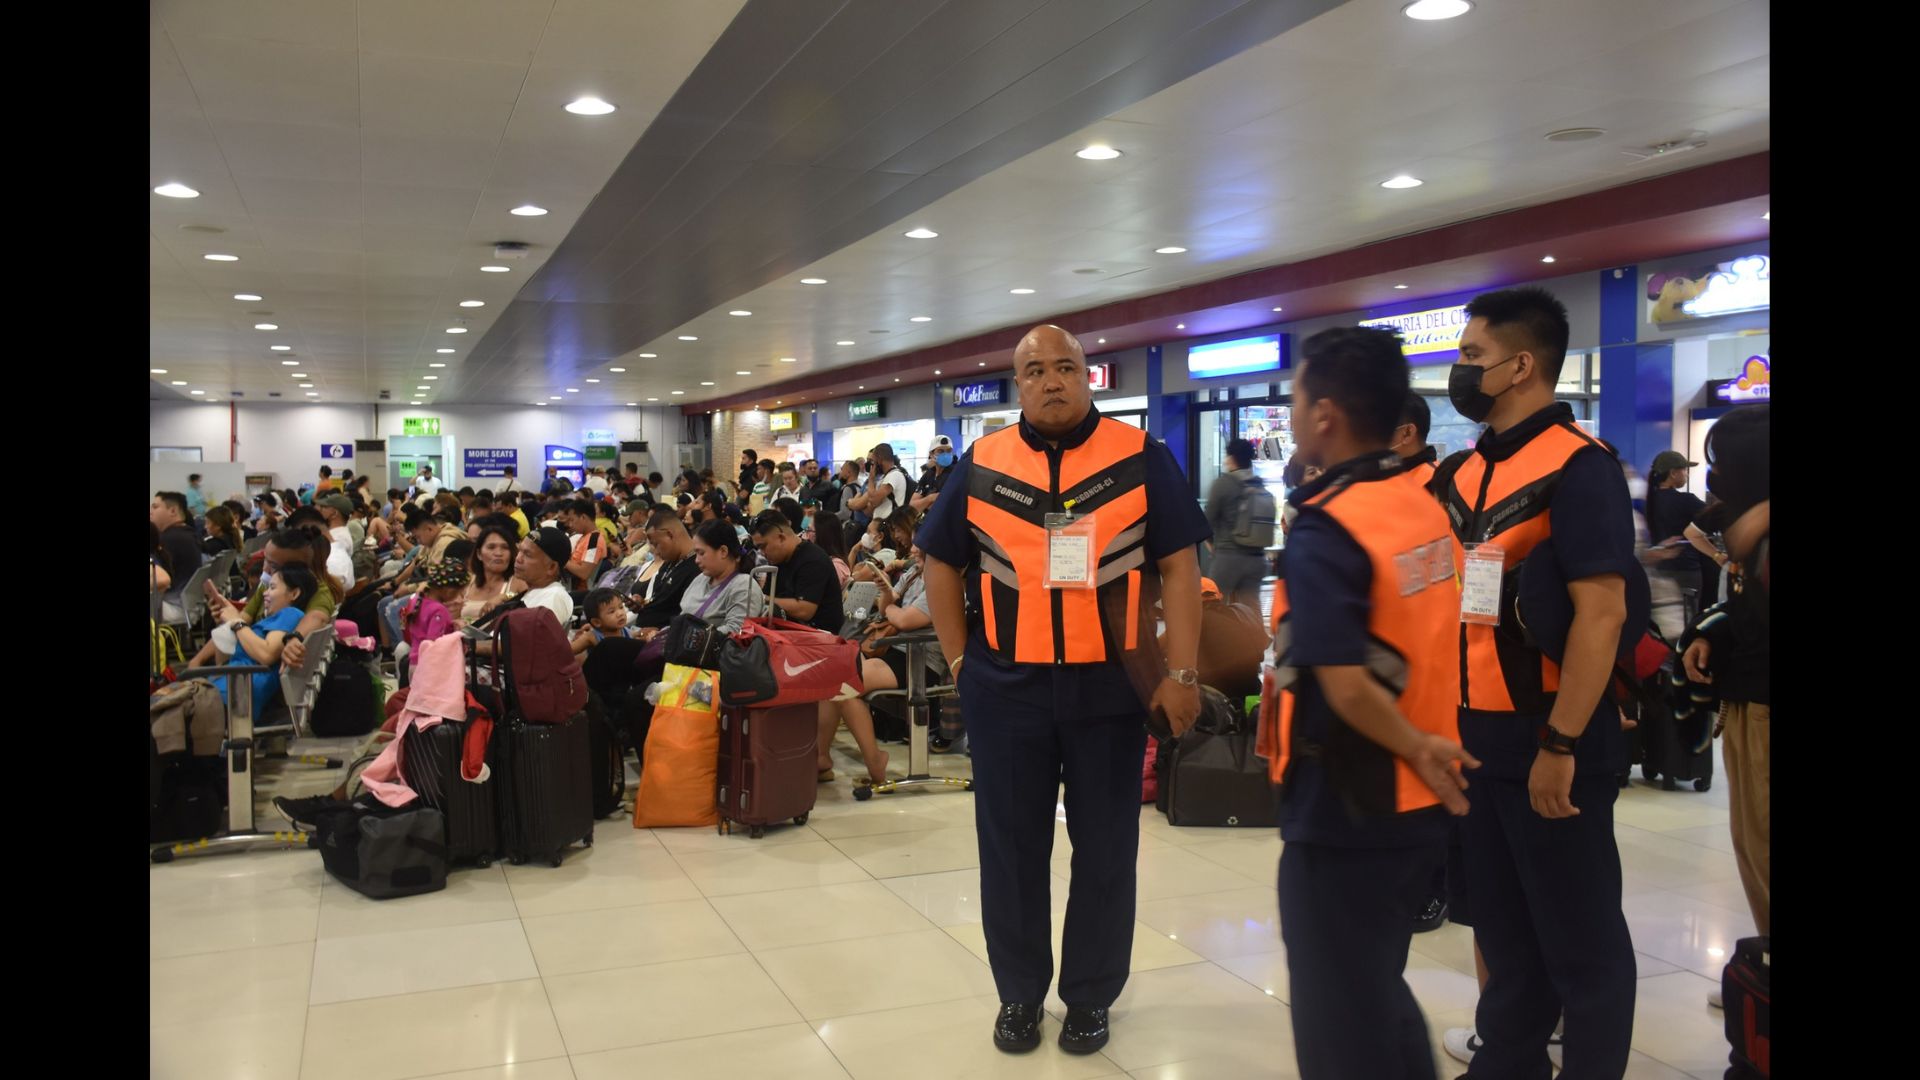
left=514, top=528, right=576, bottom=629
left=495, top=466, right=521, bottom=496
left=585, top=468, right=610, bottom=494
left=313, top=494, right=360, bottom=591
left=410, top=464, right=444, bottom=500
left=846, top=442, right=911, bottom=522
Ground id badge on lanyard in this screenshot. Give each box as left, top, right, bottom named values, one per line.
left=1044, top=504, right=1097, bottom=590
left=1460, top=543, right=1505, bottom=625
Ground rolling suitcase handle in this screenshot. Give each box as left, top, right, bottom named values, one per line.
left=751, top=563, right=778, bottom=617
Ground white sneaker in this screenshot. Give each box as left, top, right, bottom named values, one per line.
left=1547, top=1029, right=1563, bottom=1070
left=1708, top=985, right=1724, bottom=1009
left=1443, top=1027, right=1481, bottom=1065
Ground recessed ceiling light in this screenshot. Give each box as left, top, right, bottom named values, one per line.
left=281, top=360, right=299, bottom=366
left=1402, top=0, right=1473, bottom=20
left=728, top=310, right=752, bottom=317
left=608, top=367, right=626, bottom=373
left=777, top=357, right=798, bottom=364
left=1381, top=175, right=1424, bottom=189
left=189, top=389, right=205, bottom=394
left=413, top=395, right=426, bottom=399
left=1155, top=246, right=1187, bottom=254
left=800, top=277, right=827, bottom=285
left=253, top=323, right=278, bottom=330
left=1394, top=284, right=1410, bottom=289
left=233, top=293, right=262, bottom=302
left=565, top=96, right=616, bottom=115
left=678, top=335, right=698, bottom=341
left=1762, top=211, right=1769, bottom=220
left=904, top=227, right=939, bottom=239
left=437, top=348, right=456, bottom=353
left=566, top=387, right=579, bottom=393
left=290, top=372, right=308, bottom=378
left=416, top=385, right=430, bottom=390
left=1272, top=307, right=1284, bottom=312
left=670, top=390, right=684, bottom=395
left=1010, top=288, right=1035, bottom=295
left=701, top=381, right=716, bottom=386
left=480, top=265, right=511, bottom=273
left=735, top=370, right=751, bottom=375
left=271, top=345, right=292, bottom=351
left=1176, top=323, right=1186, bottom=329
left=978, top=362, right=987, bottom=367
left=933, top=369, right=942, bottom=375
left=154, top=182, right=200, bottom=198
left=1075, top=145, right=1122, bottom=161
left=626, top=401, right=637, bottom=406
left=647, top=397, right=659, bottom=402
left=910, top=315, right=932, bottom=322
left=639, top=352, right=657, bottom=358
left=1541, top=255, right=1557, bottom=263
left=585, top=378, right=600, bottom=383
left=151, top=368, right=168, bottom=374
left=858, top=386, right=865, bottom=390
left=836, top=340, right=855, bottom=346
left=459, top=299, right=485, bottom=307
left=510, top=205, right=549, bottom=216
left=446, top=327, right=468, bottom=334
left=429, top=363, right=446, bottom=368
left=893, top=378, right=901, bottom=383
left=302, top=383, right=315, bottom=389
left=424, top=375, right=440, bottom=380
left=1097, top=339, right=1106, bottom=344
left=204, top=254, right=239, bottom=262
left=534, top=401, right=547, bottom=406
left=305, top=392, right=318, bottom=397
left=171, top=380, right=188, bottom=385
left=550, top=395, right=562, bottom=400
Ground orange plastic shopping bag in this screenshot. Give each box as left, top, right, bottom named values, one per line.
left=632, top=664, right=721, bottom=828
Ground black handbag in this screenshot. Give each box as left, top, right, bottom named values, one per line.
left=1163, top=687, right=1278, bottom=828
left=662, top=573, right=737, bottom=668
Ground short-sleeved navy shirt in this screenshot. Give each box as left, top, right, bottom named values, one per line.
left=917, top=406, right=1212, bottom=718
left=1278, top=460, right=1447, bottom=848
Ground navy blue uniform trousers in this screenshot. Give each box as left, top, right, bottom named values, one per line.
left=1460, top=709, right=1636, bottom=1080
left=1280, top=839, right=1444, bottom=1080
left=966, top=699, right=1145, bottom=1009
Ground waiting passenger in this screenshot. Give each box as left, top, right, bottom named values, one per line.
left=679, top=519, right=765, bottom=634
left=570, top=587, right=637, bottom=656
left=199, top=566, right=318, bottom=713
left=399, top=559, right=470, bottom=657
left=462, top=525, right=523, bottom=623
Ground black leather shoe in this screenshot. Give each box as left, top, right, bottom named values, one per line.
left=1413, top=897, right=1448, bottom=934
left=1058, top=1006, right=1110, bottom=1054
left=992, top=1002, right=1043, bottom=1053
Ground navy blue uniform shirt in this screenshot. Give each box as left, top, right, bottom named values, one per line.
left=917, top=405, right=1211, bottom=718
left=1279, top=454, right=1447, bottom=848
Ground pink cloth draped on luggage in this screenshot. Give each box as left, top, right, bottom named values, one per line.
left=360, top=635, right=490, bottom=806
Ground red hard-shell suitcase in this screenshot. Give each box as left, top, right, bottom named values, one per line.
left=715, top=703, right=818, bottom=839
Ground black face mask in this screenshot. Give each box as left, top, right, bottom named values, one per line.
left=1447, top=354, right=1522, bottom=423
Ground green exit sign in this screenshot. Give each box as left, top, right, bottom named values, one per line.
left=403, top=417, right=441, bottom=436
left=848, top=398, right=885, bottom=421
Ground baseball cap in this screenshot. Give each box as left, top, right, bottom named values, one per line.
left=531, top=527, right=571, bottom=566
left=316, top=493, right=353, bottom=517
left=1650, top=450, right=1697, bottom=473
left=931, top=435, right=953, bottom=451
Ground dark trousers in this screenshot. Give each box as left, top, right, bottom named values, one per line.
left=967, top=701, right=1144, bottom=1008
left=1461, top=767, right=1636, bottom=1079
left=582, top=637, right=664, bottom=754
left=1280, top=840, right=1443, bottom=1080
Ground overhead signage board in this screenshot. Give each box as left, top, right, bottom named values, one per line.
left=951, top=379, right=1008, bottom=408
left=848, top=397, right=885, bottom=421
left=402, top=416, right=441, bottom=436
left=1712, top=354, right=1770, bottom=403
left=582, top=428, right=616, bottom=444
left=768, top=411, right=798, bottom=432
left=321, top=443, right=352, bottom=460
left=1359, top=304, right=1469, bottom=359
left=463, top=448, right=518, bottom=477
left=1649, top=253, right=1771, bottom=323
left=1187, top=334, right=1285, bottom=379
left=1088, top=363, right=1115, bottom=391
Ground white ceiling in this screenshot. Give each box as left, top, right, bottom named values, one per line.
left=150, top=0, right=1769, bottom=410
left=148, top=0, right=749, bottom=406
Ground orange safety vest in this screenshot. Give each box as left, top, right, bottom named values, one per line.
left=1256, top=462, right=1461, bottom=815
left=964, top=417, right=1153, bottom=665
left=1437, top=413, right=1607, bottom=713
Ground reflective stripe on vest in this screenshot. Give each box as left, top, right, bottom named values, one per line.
left=1263, top=476, right=1461, bottom=813
left=1440, top=422, right=1603, bottom=713
left=964, top=418, right=1151, bottom=665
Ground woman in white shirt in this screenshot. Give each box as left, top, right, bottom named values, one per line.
left=680, top=519, right=765, bottom=635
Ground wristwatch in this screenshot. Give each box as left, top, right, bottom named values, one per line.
left=1538, top=723, right=1579, bottom=756
left=1168, top=668, right=1199, bottom=687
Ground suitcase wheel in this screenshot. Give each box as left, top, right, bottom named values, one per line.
left=1694, top=777, right=1711, bottom=792
left=792, top=813, right=809, bottom=826
left=475, top=855, right=493, bottom=869
left=749, top=824, right=765, bottom=839
left=718, top=820, right=731, bottom=836
left=549, top=855, right=563, bottom=868
left=852, top=786, right=873, bottom=802
left=1661, top=775, right=1678, bottom=791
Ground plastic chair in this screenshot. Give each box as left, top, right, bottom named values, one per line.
left=853, top=629, right=970, bottom=802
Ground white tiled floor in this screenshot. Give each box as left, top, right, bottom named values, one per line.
left=152, top=737, right=1751, bottom=1079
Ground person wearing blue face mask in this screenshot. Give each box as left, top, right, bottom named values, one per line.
left=911, top=435, right=958, bottom=513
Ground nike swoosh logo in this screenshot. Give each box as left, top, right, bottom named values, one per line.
left=783, top=657, right=828, bottom=677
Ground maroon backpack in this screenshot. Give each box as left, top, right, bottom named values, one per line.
left=493, top=607, right=587, bottom=725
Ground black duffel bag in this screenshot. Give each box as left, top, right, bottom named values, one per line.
left=310, top=796, right=449, bottom=900
left=1163, top=687, right=1278, bottom=828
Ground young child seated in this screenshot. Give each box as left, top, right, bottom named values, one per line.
left=397, top=559, right=471, bottom=658
left=570, top=587, right=636, bottom=656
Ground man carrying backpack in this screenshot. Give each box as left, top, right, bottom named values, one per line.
left=1204, top=438, right=1274, bottom=611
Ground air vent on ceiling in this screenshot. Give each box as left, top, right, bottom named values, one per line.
left=231, top=391, right=244, bottom=397
left=268, top=392, right=282, bottom=398
left=379, top=390, right=392, bottom=400
left=1622, top=132, right=1707, bottom=162
left=493, top=241, right=530, bottom=260
left=179, top=224, right=227, bottom=234
left=1545, top=127, right=1606, bottom=142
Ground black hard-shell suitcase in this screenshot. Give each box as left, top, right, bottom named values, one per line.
left=494, top=711, right=595, bottom=866
left=1636, top=662, right=1714, bottom=792
left=585, top=690, right=627, bottom=820
left=399, top=717, right=499, bottom=866
left=716, top=703, right=818, bottom=839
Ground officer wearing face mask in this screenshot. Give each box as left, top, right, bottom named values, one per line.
left=910, top=435, right=957, bottom=513
left=1430, top=286, right=1639, bottom=1078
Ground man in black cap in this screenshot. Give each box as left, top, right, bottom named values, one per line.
left=1644, top=449, right=1715, bottom=621
left=514, top=527, right=576, bottom=629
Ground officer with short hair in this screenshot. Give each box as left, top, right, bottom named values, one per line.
left=918, top=324, right=1209, bottom=1057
